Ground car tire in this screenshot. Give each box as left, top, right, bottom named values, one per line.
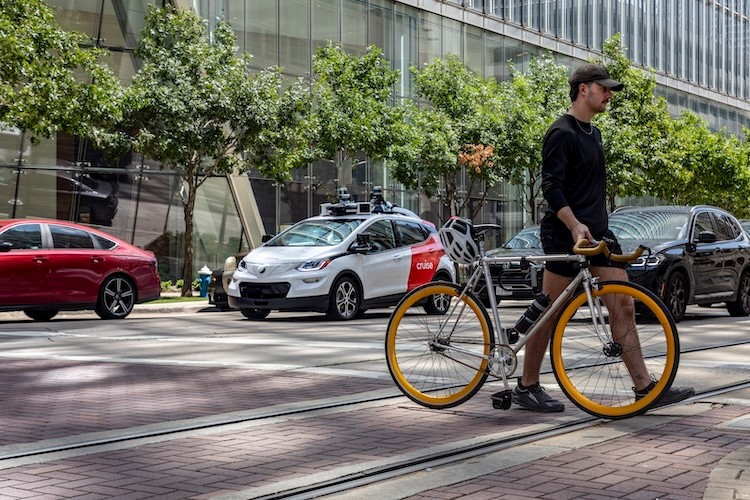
left=663, top=271, right=688, bottom=322
left=727, top=271, right=750, bottom=317
left=23, top=310, right=58, bottom=321
left=423, top=291, right=451, bottom=315
left=241, top=308, right=270, bottom=320
left=423, top=275, right=453, bottom=315
left=95, top=275, right=136, bottom=320
left=327, top=276, right=361, bottom=320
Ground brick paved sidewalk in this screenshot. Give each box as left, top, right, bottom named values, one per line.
left=379, top=404, right=750, bottom=500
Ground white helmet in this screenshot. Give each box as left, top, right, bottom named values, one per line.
left=439, top=217, right=480, bottom=265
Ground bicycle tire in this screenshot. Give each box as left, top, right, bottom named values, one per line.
left=386, top=282, right=494, bottom=409
left=550, top=280, right=679, bottom=419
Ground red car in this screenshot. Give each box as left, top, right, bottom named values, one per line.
left=0, top=219, right=161, bottom=320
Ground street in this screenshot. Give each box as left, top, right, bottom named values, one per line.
left=0, top=304, right=749, bottom=498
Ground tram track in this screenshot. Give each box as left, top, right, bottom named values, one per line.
left=248, top=379, right=750, bottom=500
left=1, top=338, right=748, bottom=466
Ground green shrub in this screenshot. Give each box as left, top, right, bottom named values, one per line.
left=160, top=280, right=173, bottom=292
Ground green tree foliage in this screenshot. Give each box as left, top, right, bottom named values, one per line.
left=596, top=34, right=750, bottom=216
left=594, top=35, right=673, bottom=212
left=113, top=6, right=306, bottom=296
left=658, top=113, right=750, bottom=215
left=0, top=0, right=121, bottom=155
left=311, top=43, right=401, bottom=185
left=494, top=54, right=569, bottom=223
left=389, top=56, right=505, bottom=219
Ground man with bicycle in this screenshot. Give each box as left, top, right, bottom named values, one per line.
left=512, top=63, right=695, bottom=413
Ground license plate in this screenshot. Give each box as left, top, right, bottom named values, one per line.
left=495, top=286, right=512, bottom=297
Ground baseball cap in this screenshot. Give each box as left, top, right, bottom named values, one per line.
left=569, top=63, right=624, bottom=91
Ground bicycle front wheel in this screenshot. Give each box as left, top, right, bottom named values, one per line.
left=550, top=281, right=679, bottom=419
left=386, top=282, right=494, bottom=409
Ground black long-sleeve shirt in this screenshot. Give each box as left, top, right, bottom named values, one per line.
left=540, top=114, right=609, bottom=239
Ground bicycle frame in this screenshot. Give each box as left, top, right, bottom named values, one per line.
left=437, top=246, right=612, bottom=389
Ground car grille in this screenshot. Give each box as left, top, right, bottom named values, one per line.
left=238, top=282, right=291, bottom=300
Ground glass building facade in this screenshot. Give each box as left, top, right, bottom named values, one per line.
left=2, top=0, right=749, bottom=281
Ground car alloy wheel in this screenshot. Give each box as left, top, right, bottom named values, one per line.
left=727, top=271, right=750, bottom=317
left=328, top=276, right=361, bottom=320
left=664, top=272, right=687, bottom=322
left=96, top=276, right=136, bottom=319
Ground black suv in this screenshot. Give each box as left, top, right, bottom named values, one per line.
left=609, top=205, right=750, bottom=322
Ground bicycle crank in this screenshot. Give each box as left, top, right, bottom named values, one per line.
left=489, top=345, right=517, bottom=379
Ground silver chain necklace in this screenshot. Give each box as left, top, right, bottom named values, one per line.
left=573, top=117, right=593, bottom=135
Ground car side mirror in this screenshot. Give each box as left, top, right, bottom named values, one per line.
left=696, top=231, right=717, bottom=243
left=0, top=241, right=11, bottom=253
left=350, top=234, right=372, bottom=253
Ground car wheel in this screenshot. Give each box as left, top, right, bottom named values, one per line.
left=727, top=271, right=750, bottom=317
left=241, top=308, right=270, bottom=320
left=663, top=271, right=687, bottom=322
left=23, top=310, right=58, bottom=321
left=423, top=291, right=451, bottom=315
left=327, top=276, right=361, bottom=320
left=96, top=276, right=136, bottom=320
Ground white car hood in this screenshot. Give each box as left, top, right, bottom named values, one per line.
left=240, top=245, right=343, bottom=277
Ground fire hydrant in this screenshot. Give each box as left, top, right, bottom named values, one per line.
left=198, top=265, right=211, bottom=298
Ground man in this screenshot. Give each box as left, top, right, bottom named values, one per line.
left=512, top=63, right=695, bottom=412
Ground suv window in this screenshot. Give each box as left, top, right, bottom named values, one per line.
left=0, top=224, right=42, bottom=250
left=693, top=212, right=713, bottom=239
left=396, top=220, right=428, bottom=246
left=362, top=220, right=396, bottom=252
left=714, top=213, right=741, bottom=240
left=50, top=225, right=95, bottom=249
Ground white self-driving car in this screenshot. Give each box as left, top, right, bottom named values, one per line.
left=227, top=194, right=455, bottom=320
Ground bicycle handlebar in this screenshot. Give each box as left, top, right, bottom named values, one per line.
left=573, top=239, right=647, bottom=263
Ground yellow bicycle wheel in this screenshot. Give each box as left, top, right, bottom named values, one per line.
left=550, top=281, right=679, bottom=419
left=386, top=282, right=494, bottom=409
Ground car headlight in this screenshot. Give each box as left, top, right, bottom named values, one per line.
left=297, top=258, right=332, bottom=271
left=630, top=254, right=665, bottom=268
left=237, top=260, right=247, bottom=271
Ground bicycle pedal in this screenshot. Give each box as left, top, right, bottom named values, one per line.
left=491, top=390, right=513, bottom=410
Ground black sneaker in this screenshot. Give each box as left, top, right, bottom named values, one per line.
left=634, top=382, right=695, bottom=408
left=512, top=381, right=565, bottom=413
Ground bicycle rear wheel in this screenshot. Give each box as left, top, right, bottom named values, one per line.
left=550, top=280, right=679, bottom=419
left=386, top=282, right=494, bottom=409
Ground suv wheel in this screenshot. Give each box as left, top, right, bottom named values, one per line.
left=327, top=276, right=361, bottom=320
left=664, top=272, right=687, bottom=322
left=727, top=271, right=750, bottom=316
left=241, top=308, right=270, bottom=320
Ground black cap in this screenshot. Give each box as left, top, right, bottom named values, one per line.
left=569, top=63, right=624, bottom=91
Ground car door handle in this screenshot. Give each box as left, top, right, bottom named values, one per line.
left=32, top=256, right=48, bottom=264
left=91, top=256, right=105, bottom=264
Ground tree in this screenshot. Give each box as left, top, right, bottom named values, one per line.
left=389, top=56, right=505, bottom=219
left=493, top=54, right=569, bottom=223
left=311, top=42, right=401, bottom=188
left=658, top=113, right=750, bottom=214
left=594, top=35, right=673, bottom=211
left=112, top=6, right=304, bottom=296
left=0, top=0, right=121, bottom=157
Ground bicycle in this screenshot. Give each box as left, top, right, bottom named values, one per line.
left=385, top=221, right=680, bottom=419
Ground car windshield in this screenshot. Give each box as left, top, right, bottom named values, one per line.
left=503, top=228, right=540, bottom=249
left=265, top=219, right=364, bottom=247
left=609, top=211, right=690, bottom=242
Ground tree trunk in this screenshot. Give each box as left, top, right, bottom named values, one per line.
left=180, top=175, right=197, bottom=297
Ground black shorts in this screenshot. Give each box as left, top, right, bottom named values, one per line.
left=541, top=228, right=626, bottom=278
